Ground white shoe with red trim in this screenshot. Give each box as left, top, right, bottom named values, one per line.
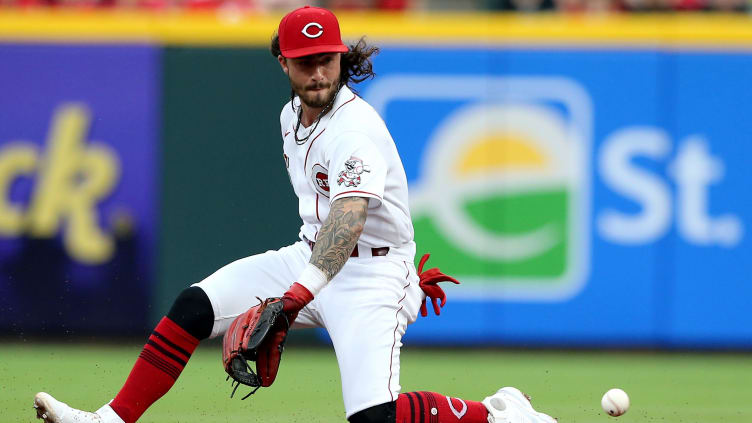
left=33, top=393, right=124, bottom=423
left=482, top=387, right=558, bottom=423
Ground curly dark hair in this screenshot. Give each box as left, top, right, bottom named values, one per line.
left=270, top=34, right=379, bottom=93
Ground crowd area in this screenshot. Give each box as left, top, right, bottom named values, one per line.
left=0, top=0, right=749, bottom=17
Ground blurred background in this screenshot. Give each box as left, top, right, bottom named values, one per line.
left=1, top=3, right=751, bottom=422
left=1, top=0, right=752, bottom=14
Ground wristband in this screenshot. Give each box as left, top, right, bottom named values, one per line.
left=296, top=263, right=328, bottom=297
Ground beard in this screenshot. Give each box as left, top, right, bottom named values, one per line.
left=291, top=78, right=340, bottom=109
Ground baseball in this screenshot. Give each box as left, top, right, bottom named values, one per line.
left=601, top=388, right=630, bottom=417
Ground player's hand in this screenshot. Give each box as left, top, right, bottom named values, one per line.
left=417, top=253, right=460, bottom=317
left=279, top=282, right=314, bottom=323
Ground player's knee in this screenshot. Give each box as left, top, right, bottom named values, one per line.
left=166, top=286, right=214, bottom=340
left=348, top=401, right=396, bottom=423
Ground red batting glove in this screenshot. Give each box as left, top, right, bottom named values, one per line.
left=417, top=253, right=460, bottom=317
left=279, top=282, right=314, bottom=323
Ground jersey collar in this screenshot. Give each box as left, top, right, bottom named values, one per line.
left=292, top=85, right=355, bottom=140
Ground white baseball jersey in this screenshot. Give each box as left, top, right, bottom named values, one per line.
left=280, top=85, right=416, bottom=259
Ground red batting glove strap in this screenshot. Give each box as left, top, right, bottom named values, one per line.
left=281, top=282, right=314, bottom=315
left=417, top=253, right=460, bottom=317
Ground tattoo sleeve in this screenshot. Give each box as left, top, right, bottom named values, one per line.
left=310, top=196, right=369, bottom=280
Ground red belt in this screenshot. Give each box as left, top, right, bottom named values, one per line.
left=305, top=238, right=389, bottom=257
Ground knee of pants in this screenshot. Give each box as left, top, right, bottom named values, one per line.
left=348, top=401, right=396, bottom=423
left=166, top=286, right=214, bottom=340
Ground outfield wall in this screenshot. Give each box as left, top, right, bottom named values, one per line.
left=0, top=12, right=750, bottom=347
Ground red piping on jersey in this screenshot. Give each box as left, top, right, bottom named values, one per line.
left=303, top=129, right=326, bottom=170
left=331, top=93, right=357, bottom=118
left=388, top=261, right=411, bottom=401
left=332, top=190, right=383, bottom=202
left=302, top=93, right=357, bottom=170
left=315, top=193, right=321, bottom=223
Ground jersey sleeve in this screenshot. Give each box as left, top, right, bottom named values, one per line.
left=327, top=131, right=386, bottom=208
left=279, top=101, right=294, bottom=137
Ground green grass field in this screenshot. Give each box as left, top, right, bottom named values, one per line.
left=2, top=343, right=751, bottom=422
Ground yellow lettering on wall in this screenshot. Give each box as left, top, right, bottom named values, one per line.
left=63, top=144, right=119, bottom=264
left=0, top=143, right=38, bottom=235
left=3, top=103, right=124, bottom=265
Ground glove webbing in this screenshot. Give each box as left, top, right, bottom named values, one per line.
left=226, top=312, right=291, bottom=400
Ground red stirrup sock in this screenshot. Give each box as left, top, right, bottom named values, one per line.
left=396, top=391, right=489, bottom=423
left=109, top=317, right=200, bottom=423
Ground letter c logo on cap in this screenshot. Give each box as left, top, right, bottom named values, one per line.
left=302, top=22, right=324, bottom=38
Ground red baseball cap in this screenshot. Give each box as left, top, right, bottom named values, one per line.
left=278, top=6, right=349, bottom=59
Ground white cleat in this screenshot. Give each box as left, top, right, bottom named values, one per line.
left=33, top=393, right=124, bottom=423
left=482, top=387, right=558, bottom=423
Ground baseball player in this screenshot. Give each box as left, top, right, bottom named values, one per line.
left=33, top=6, right=557, bottom=423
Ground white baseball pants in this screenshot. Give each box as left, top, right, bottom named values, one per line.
left=192, top=240, right=423, bottom=417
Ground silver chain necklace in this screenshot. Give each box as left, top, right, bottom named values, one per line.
left=293, top=90, right=339, bottom=145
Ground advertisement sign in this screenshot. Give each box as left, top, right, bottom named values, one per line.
left=0, top=44, right=160, bottom=336
left=368, top=75, right=592, bottom=301
left=361, top=47, right=752, bottom=347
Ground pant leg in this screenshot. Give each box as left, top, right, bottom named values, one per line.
left=192, top=241, right=320, bottom=339
left=314, top=256, right=423, bottom=418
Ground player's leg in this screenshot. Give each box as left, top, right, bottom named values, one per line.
left=316, top=256, right=424, bottom=418
left=100, top=286, right=211, bottom=423
left=34, top=290, right=212, bottom=423
left=321, top=256, right=490, bottom=423
left=34, top=241, right=316, bottom=423
left=348, top=388, right=557, bottom=423
left=321, top=257, right=556, bottom=423
left=34, top=288, right=212, bottom=423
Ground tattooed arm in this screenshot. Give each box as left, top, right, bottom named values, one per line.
left=274, top=197, right=368, bottom=318
left=310, top=196, right=369, bottom=280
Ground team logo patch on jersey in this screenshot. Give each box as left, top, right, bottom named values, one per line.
left=311, top=163, right=330, bottom=197
left=337, top=156, right=370, bottom=187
